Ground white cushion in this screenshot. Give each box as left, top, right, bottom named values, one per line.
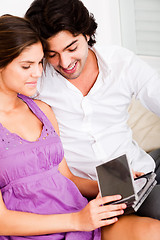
left=128, top=99, right=160, bottom=152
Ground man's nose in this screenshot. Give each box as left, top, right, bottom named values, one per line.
left=59, top=53, right=71, bottom=69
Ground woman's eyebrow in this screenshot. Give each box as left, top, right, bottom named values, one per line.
left=20, top=60, right=34, bottom=63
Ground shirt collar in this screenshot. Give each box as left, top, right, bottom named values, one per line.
left=46, top=46, right=111, bottom=89
left=91, top=45, right=111, bottom=82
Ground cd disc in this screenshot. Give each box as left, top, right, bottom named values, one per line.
left=134, top=177, right=147, bottom=193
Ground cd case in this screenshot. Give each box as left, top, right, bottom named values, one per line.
left=96, top=154, right=157, bottom=214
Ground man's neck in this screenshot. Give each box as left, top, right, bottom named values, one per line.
left=68, top=49, right=99, bottom=96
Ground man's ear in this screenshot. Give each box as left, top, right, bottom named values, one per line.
left=86, top=35, right=90, bottom=42
left=83, top=34, right=90, bottom=42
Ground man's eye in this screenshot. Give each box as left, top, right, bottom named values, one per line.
left=48, top=54, right=56, bottom=58
left=46, top=52, right=56, bottom=58
left=69, top=47, right=77, bottom=52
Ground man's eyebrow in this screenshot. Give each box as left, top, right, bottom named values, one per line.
left=45, top=40, right=78, bottom=53
left=64, top=40, right=78, bottom=50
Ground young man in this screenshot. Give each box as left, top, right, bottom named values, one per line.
left=24, top=0, right=160, bottom=238
left=25, top=0, right=160, bottom=181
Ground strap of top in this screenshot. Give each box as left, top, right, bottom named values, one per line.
left=0, top=94, right=57, bottom=157
left=18, top=94, right=54, bottom=131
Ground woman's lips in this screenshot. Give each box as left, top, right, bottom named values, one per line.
left=26, top=81, right=37, bottom=88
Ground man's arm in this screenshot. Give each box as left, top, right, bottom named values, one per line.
left=58, top=157, right=99, bottom=199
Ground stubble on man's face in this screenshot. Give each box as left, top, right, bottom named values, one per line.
left=46, top=31, right=89, bottom=80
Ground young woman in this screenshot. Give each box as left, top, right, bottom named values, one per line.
left=0, top=14, right=159, bottom=240
left=0, top=14, right=127, bottom=240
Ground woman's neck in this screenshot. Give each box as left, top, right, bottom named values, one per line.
left=0, top=92, right=20, bottom=113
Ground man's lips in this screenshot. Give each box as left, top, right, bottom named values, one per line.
left=62, top=61, right=78, bottom=74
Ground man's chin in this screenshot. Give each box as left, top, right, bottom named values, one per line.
left=57, top=70, right=80, bottom=80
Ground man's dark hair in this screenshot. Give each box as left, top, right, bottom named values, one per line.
left=25, top=0, right=98, bottom=47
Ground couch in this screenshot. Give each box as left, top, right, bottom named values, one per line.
left=128, top=98, right=160, bottom=153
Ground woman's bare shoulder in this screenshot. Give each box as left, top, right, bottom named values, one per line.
left=33, top=99, right=59, bottom=135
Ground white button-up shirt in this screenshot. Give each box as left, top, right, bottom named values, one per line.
left=37, top=45, right=160, bottom=180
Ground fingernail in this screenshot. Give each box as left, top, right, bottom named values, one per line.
left=117, top=195, right=122, bottom=199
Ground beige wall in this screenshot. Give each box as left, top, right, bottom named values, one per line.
left=0, top=0, right=122, bottom=47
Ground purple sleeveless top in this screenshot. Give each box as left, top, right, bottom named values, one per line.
left=0, top=94, right=100, bottom=240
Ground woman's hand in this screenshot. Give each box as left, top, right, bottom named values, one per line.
left=73, top=193, right=126, bottom=232
left=0, top=190, right=125, bottom=235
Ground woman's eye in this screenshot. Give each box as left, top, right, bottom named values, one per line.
left=39, top=60, right=43, bottom=65
left=22, top=66, right=30, bottom=69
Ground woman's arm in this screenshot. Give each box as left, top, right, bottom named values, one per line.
left=34, top=99, right=60, bottom=134
left=0, top=100, right=126, bottom=235
left=0, top=190, right=74, bottom=235
left=0, top=190, right=126, bottom=236
left=34, top=100, right=99, bottom=198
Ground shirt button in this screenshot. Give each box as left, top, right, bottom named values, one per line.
left=81, top=98, right=92, bottom=116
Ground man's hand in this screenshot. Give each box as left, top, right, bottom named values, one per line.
left=132, top=170, right=144, bottom=179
